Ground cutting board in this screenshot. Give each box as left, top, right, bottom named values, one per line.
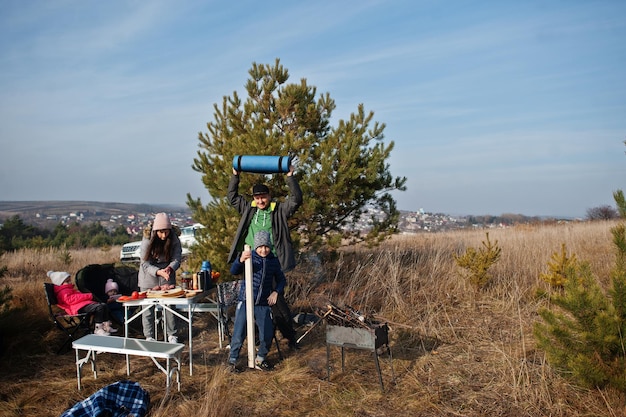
left=146, top=287, right=185, bottom=298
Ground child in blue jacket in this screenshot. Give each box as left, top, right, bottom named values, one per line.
left=228, top=230, right=286, bottom=371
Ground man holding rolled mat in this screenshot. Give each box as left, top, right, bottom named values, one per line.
left=227, top=162, right=303, bottom=351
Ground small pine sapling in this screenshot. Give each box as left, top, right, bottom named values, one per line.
left=454, top=232, right=502, bottom=291
left=539, top=243, right=578, bottom=289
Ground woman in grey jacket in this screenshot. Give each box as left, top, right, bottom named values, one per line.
left=138, top=212, right=182, bottom=343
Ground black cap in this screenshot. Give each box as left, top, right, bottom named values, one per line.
left=252, top=184, right=270, bottom=195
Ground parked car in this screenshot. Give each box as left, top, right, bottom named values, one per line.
left=179, top=223, right=204, bottom=257
left=120, top=223, right=204, bottom=262
left=120, top=240, right=142, bottom=262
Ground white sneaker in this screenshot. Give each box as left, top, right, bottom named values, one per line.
left=168, top=335, right=178, bottom=344
left=103, top=321, right=118, bottom=333
left=146, top=337, right=156, bottom=342
left=94, top=327, right=110, bottom=336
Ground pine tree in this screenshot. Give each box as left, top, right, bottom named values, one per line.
left=534, top=188, right=626, bottom=391
left=187, top=59, right=406, bottom=273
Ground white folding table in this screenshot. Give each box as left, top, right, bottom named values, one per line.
left=72, top=334, right=183, bottom=395
left=121, top=291, right=214, bottom=375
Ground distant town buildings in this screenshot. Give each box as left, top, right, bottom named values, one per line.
left=400, top=210, right=467, bottom=233
left=24, top=207, right=196, bottom=238
left=2, top=202, right=577, bottom=236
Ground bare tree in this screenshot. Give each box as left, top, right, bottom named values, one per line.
left=586, top=205, right=618, bottom=220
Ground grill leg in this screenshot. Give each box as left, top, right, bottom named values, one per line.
left=387, top=347, right=396, bottom=385
left=373, top=350, right=384, bottom=391
left=326, top=343, right=331, bottom=380
left=341, top=347, right=345, bottom=372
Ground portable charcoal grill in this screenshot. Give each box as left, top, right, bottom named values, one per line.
left=320, top=303, right=395, bottom=391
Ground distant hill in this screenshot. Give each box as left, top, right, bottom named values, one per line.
left=0, top=201, right=186, bottom=217
left=0, top=201, right=191, bottom=230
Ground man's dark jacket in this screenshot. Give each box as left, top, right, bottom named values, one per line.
left=227, top=174, right=303, bottom=272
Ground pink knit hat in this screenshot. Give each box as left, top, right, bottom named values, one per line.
left=105, top=278, right=119, bottom=293
left=153, top=213, right=172, bottom=231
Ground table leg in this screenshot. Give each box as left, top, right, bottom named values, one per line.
left=161, top=303, right=193, bottom=376
left=124, top=305, right=130, bottom=367
left=188, top=308, right=193, bottom=376
left=124, top=305, right=129, bottom=336
left=176, top=356, right=181, bottom=391
left=218, top=314, right=224, bottom=349
left=75, top=348, right=81, bottom=390
left=75, top=349, right=97, bottom=391
left=165, top=357, right=171, bottom=397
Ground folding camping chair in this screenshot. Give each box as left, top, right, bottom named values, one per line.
left=44, top=282, right=94, bottom=354
left=216, top=280, right=239, bottom=348
left=75, top=263, right=140, bottom=331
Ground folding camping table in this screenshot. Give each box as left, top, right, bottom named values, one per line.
left=121, top=291, right=212, bottom=375
left=72, top=334, right=183, bottom=395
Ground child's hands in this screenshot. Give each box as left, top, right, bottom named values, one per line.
left=108, top=294, right=121, bottom=302
left=267, top=291, right=278, bottom=306
left=239, top=250, right=252, bottom=263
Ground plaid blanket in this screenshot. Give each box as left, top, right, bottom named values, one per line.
left=60, top=380, right=149, bottom=417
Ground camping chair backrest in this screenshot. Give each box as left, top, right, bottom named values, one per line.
left=44, top=282, right=59, bottom=312
left=75, top=263, right=139, bottom=302
left=217, top=280, right=241, bottom=307
left=213, top=280, right=242, bottom=346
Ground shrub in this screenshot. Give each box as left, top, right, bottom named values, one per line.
left=539, top=243, right=578, bottom=288
left=454, top=232, right=501, bottom=291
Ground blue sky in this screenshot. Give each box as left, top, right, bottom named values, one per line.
left=1, top=1, right=624, bottom=218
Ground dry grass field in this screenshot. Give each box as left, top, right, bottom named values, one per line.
left=1, top=220, right=625, bottom=417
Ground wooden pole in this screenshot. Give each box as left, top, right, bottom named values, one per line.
left=244, top=244, right=255, bottom=368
